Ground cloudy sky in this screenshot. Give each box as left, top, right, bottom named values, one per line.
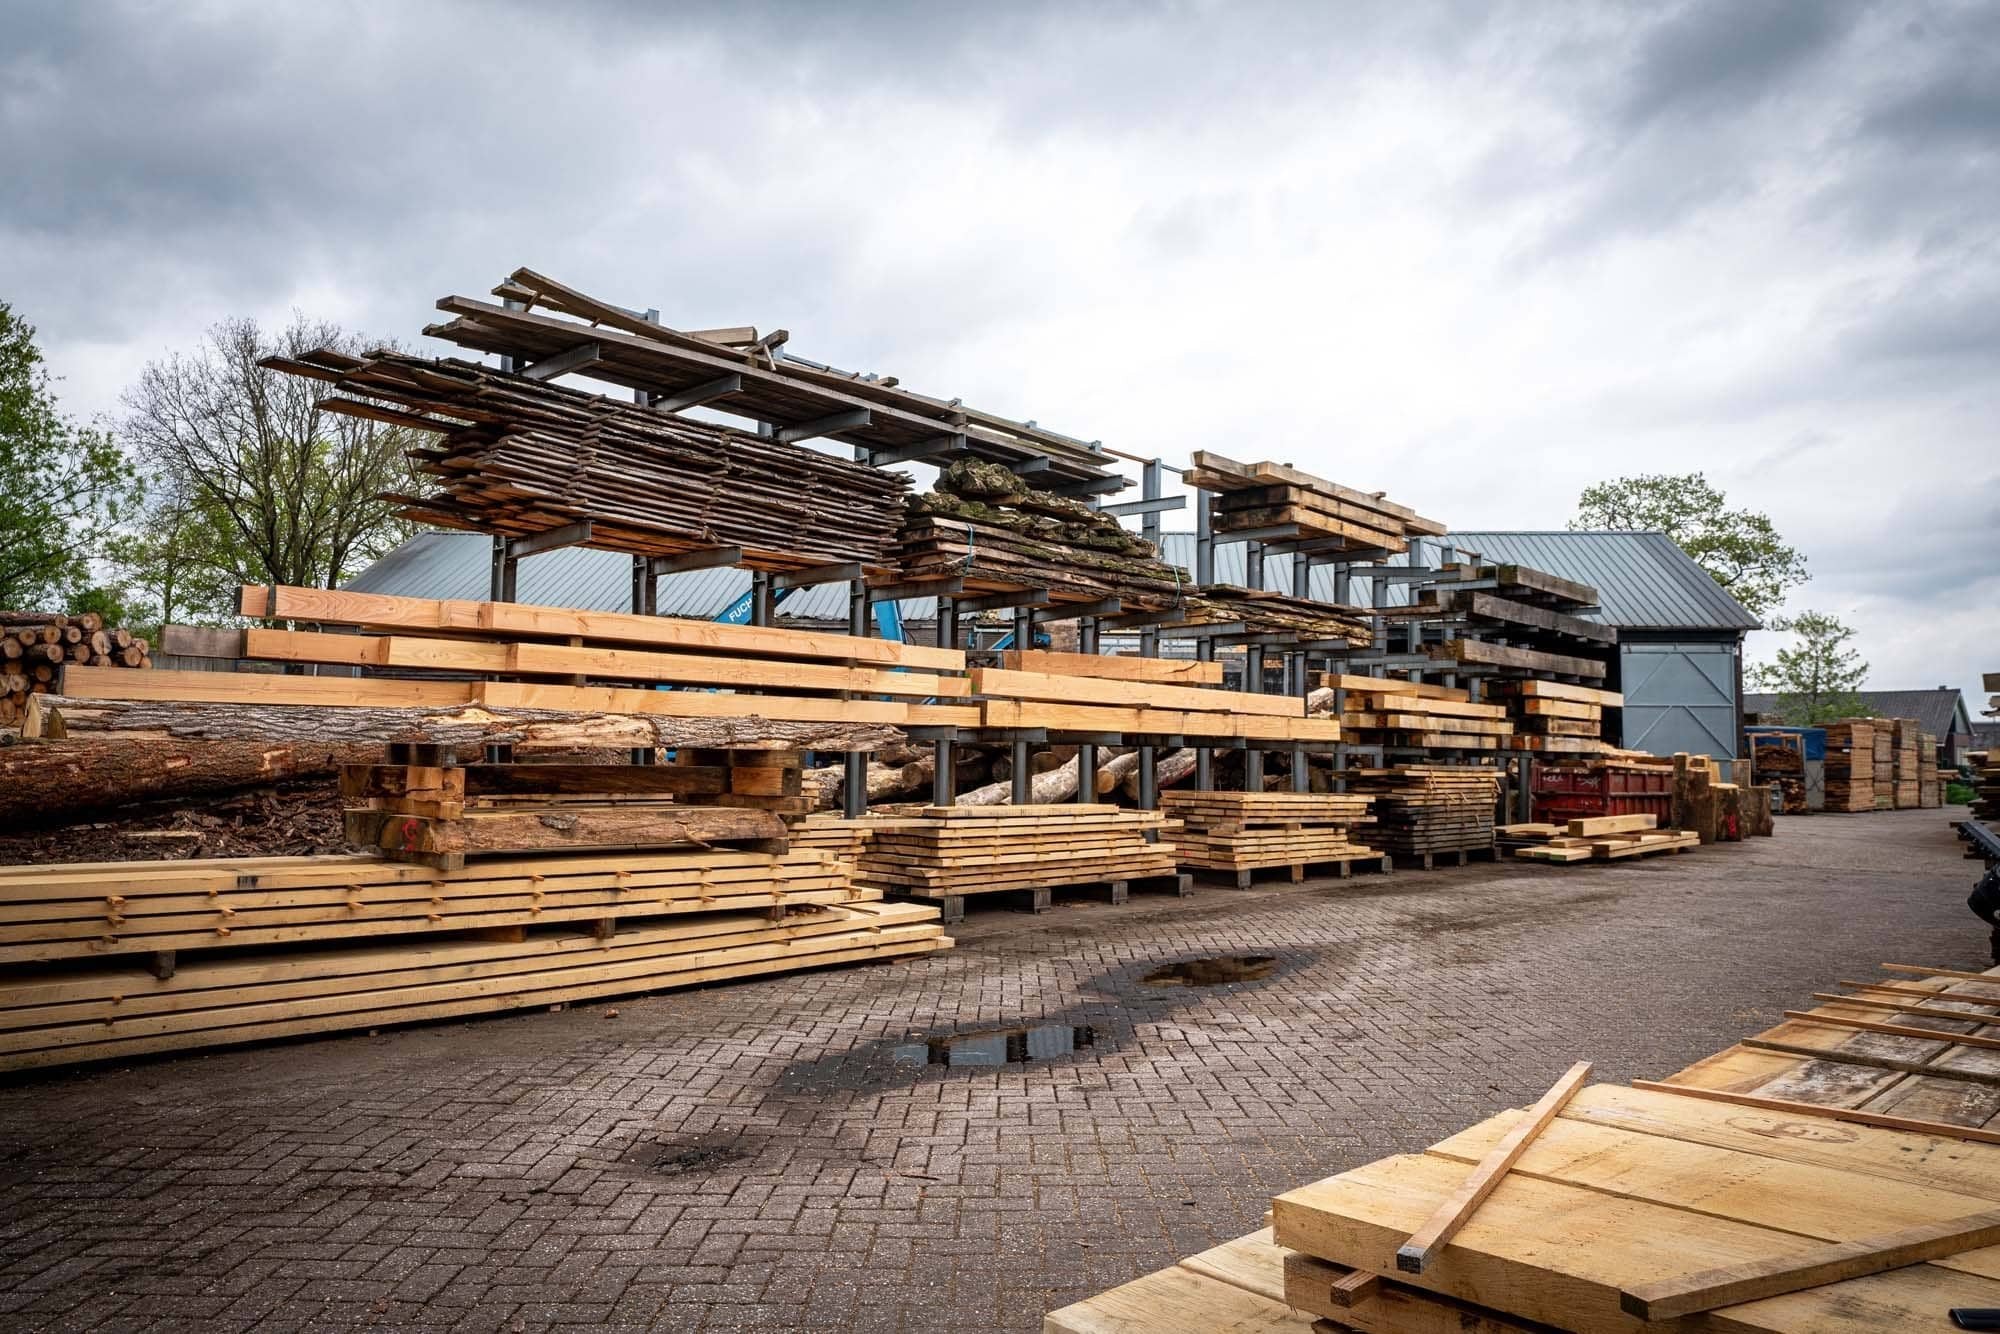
left=5, top=0, right=1996, bottom=709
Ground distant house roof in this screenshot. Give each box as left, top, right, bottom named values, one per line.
left=1743, top=688, right=1974, bottom=739
left=346, top=526, right=1759, bottom=634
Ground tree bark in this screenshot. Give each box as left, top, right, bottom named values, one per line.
left=25, top=695, right=902, bottom=755
left=1121, top=747, right=1198, bottom=800
left=955, top=754, right=1085, bottom=807
left=0, top=737, right=374, bottom=826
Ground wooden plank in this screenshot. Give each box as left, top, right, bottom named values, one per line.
left=1781, top=1010, right=2000, bottom=1052
left=1001, top=649, right=1222, bottom=686
left=62, top=665, right=475, bottom=708
left=1566, top=814, right=1657, bottom=836
left=976, top=698, right=1341, bottom=741
left=1318, top=673, right=1468, bottom=700
left=1444, top=592, right=1615, bottom=644
left=1629, top=1081, right=2000, bottom=1148
left=474, top=680, right=977, bottom=729
left=1394, top=1060, right=1591, bottom=1273
left=1620, top=1208, right=2000, bottom=1320
left=1425, top=639, right=1607, bottom=680
left=238, top=583, right=965, bottom=670
left=1514, top=680, right=1623, bottom=706
left=1739, top=1038, right=2000, bottom=1088
left=969, top=667, right=1299, bottom=717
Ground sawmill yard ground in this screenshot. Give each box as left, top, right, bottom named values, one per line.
left=0, top=809, right=1977, bottom=1333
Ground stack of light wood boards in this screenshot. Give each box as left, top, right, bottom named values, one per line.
left=1341, top=766, right=1498, bottom=860
left=1322, top=675, right=1515, bottom=751
left=47, top=584, right=976, bottom=741
left=893, top=462, right=1186, bottom=612
left=1184, top=451, right=1446, bottom=555
left=0, top=844, right=949, bottom=1073
left=267, top=350, right=909, bottom=571
left=974, top=651, right=1344, bottom=745
left=1920, top=733, right=1942, bottom=809
left=1487, top=679, right=1617, bottom=756
left=789, top=815, right=874, bottom=866
left=855, top=805, right=1178, bottom=902
left=1048, top=961, right=2000, bottom=1334
left=1501, top=813, right=1700, bottom=863
left=1890, top=718, right=1922, bottom=809
left=1159, top=791, right=1381, bottom=882
left=1822, top=720, right=1879, bottom=812
left=1, top=610, right=150, bottom=727
left=1872, top=723, right=1895, bottom=810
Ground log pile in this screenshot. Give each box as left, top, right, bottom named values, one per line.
left=1184, top=450, right=1446, bottom=554
left=1341, top=766, right=1500, bottom=857
left=1159, top=791, right=1379, bottom=880
left=265, top=350, right=910, bottom=571
left=855, top=805, right=1178, bottom=902
left=890, top=461, right=1187, bottom=611
left=0, top=611, right=150, bottom=726
left=1822, top=720, right=1877, bottom=811
left=1322, top=675, right=1515, bottom=751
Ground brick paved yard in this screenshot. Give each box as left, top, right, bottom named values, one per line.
left=0, top=810, right=1981, bottom=1333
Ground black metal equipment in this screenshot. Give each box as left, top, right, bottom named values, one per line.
left=1958, top=820, right=2000, bottom=963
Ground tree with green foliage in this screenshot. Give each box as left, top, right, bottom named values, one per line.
left=0, top=301, right=142, bottom=610
left=1747, top=610, right=1868, bottom=724
left=121, top=315, right=420, bottom=600
left=107, top=482, right=245, bottom=633
left=1571, top=473, right=1806, bottom=618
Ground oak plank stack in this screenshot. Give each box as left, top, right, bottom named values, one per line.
left=1488, top=679, right=1618, bottom=756
left=1822, top=720, right=1877, bottom=811
left=855, top=805, right=1177, bottom=901
left=1342, top=766, right=1500, bottom=858
left=1183, top=451, right=1446, bottom=554
left=1322, top=676, right=1515, bottom=751
left=1158, top=791, right=1380, bottom=881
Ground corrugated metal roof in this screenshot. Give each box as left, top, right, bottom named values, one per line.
left=1744, top=689, right=1972, bottom=738
left=347, top=527, right=1758, bottom=634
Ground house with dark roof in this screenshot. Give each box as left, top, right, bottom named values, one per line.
left=1744, top=688, right=1977, bottom=767
left=346, top=527, right=1759, bottom=758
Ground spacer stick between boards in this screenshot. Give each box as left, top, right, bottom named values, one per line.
left=1394, top=1059, right=1593, bottom=1274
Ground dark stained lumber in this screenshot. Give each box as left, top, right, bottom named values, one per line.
left=1424, top=638, right=1608, bottom=680
left=1440, top=591, right=1615, bottom=644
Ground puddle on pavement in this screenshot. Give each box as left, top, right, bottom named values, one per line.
left=1141, top=955, right=1278, bottom=987
left=620, top=1133, right=760, bottom=1176
left=892, top=1023, right=1096, bottom=1068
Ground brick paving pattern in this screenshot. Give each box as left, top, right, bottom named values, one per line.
left=0, top=811, right=1982, bottom=1331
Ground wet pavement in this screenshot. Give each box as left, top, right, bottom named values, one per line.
left=0, top=810, right=1981, bottom=1332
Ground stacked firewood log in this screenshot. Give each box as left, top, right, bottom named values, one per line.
left=263, top=350, right=910, bottom=571
left=0, top=612, right=150, bottom=726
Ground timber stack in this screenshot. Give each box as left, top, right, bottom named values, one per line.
left=1322, top=675, right=1515, bottom=751
left=1049, top=963, right=2000, bottom=1334
left=1821, top=720, right=1877, bottom=811
left=1889, top=717, right=1921, bottom=809
left=1423, top=560, right=1615, bottom=685
left=1488, top=679, right=1618, bottom=757
left=891, top=461, right=1186, bottom=611
left=1919, top=733, right=1941, bottom=809
left=1501, top=812, right=1700, bottom=862
left=0, top=611, right=150, bottom=727
left=266, top=350, right=909, bottom=570
left=1871, top=723, right=1894, bottom=809
left=1184, top=450, right=1446, bottom=554
left=1157, top=586, right=1371, bottom=644
left=971, top=650, right=1344, bottom=747
left=1159, top=791, right=1383, bottom=884
left=1342, top=766, right=1500, bottom=862
left=853, top=805, right=1182, bottom=918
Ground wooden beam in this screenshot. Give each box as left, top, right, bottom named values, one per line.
left=652, top=372, right=741, bottom=412
left=519, top=341, right=603, bottom=381
left=969, top=667, right=1300, bottom=718
left=1619, top=1208, right=2000, bottom=1321
left=1738, top=1038, right=2000, bottom=1086
left=1326, top=1268, right=1380, bottom=1308
left=1628, top=1080, right=2000, bottom=1147
left=1882, top=964, right=2000, bottom=984
left=1002, top=649, right=1223, bottom=686
left=1814, top=991, right=2000, bottom=1022
left=1395, top=1061, right=1592, bottom=1274
left=1782, top=1009, right=2000, bottom=1051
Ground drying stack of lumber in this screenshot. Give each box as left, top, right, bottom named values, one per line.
left=266, top=349, right=909, bottom=570
left=1322, top=675, right=1514, bottom=751
left=41, top=584, right=972, bottom=745
left=1157, top=586, right=1372, bottom=645
left=1487, top=678, right=1616, bottom=756
left=1049, top=962, right=2000, bottom=1334
left=1920, top=733, right=1942, bottom=809
left=1501, top=813, right=1699, bottom=863
left=855, top=805, right=1177, bottom=902
left=788, top=815, right=874, bottom=866
left=1421, top=561, right=1613, bottom=683
left=1158, top=791, right=1380, bottom=881
left=1341, top=766, right=1499, bottom=859
left=340, top=744, right=802, bottom=870
left=1183, top=450, right=1446, bottom=555
left=1821, top=720, right=1877, bottom=811
left=891, top=462, right=1185, bottom=611
left=972, top=650, right=1344, bottom=745
left=1888, top=717, right=1922, bottom=809
left=0, top=611, right=149, bottom=726
left=1871, top=723, right=1895, bottom=809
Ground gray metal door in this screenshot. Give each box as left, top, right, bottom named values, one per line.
left=1620, top=640, right=1739, bottom=758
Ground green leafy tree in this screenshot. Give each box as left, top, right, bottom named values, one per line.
left=1747, top=610, right=1868, bottom=724
left=121, top=315, right=420, bottom=598
left=1571, top=473, right=1806, bottom=617
left=0, top=301, right=142, bottom=609
left=108, top=483, right=245, bottom=633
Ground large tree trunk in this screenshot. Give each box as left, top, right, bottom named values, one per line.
left=1094, top=750, right=1141, bottom=794
left=955, top=754, right=1086, bottom=807
left=0, top=738, right=374, bottom=826
left=1121, top=747, right=1198, bottom=800
left=801, top=754, right=938, bottom=808
left=26, top=695, right=902, bottom=755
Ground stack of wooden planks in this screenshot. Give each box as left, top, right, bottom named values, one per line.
left=1159, top=791, right=1381, bottom=883
left=1422, top=562, right=1613, bottom=682
left=0, top=844, right=949, bottom=1072
left=267, top=349, right=909, bottom=570
left=1502, top=813, right=1700, bottom=863
left=1920, top=733, right=1942, bottom=809
left=892, top=462, right=1186, bottom=611
left=789, top=815, right=874, bottom=866
left=1488, top=679, right=1617, bottom=756
left=1890, top=717, right=1922, bottom=809
left=48, top=583, right=976, bottom=742
left=973, top=651, right=1344, bottom=745
left=1184, top=451, right=1446, bottom=554
left=1341, top=766, right=1499, bottom=861
left=1160, top=586, right=1372, bottom=645
left=1322, top=675, right=1515, bottom=751
left=1, top=611, right=149, bottom=727
left=855, top=805, right=1178, bottom=906
left=1872, top=723, right=1895, bottom=809
left=1822, top=720, right=1878, bottom=811
left=1050, top=961, right=2000, bottom=1334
